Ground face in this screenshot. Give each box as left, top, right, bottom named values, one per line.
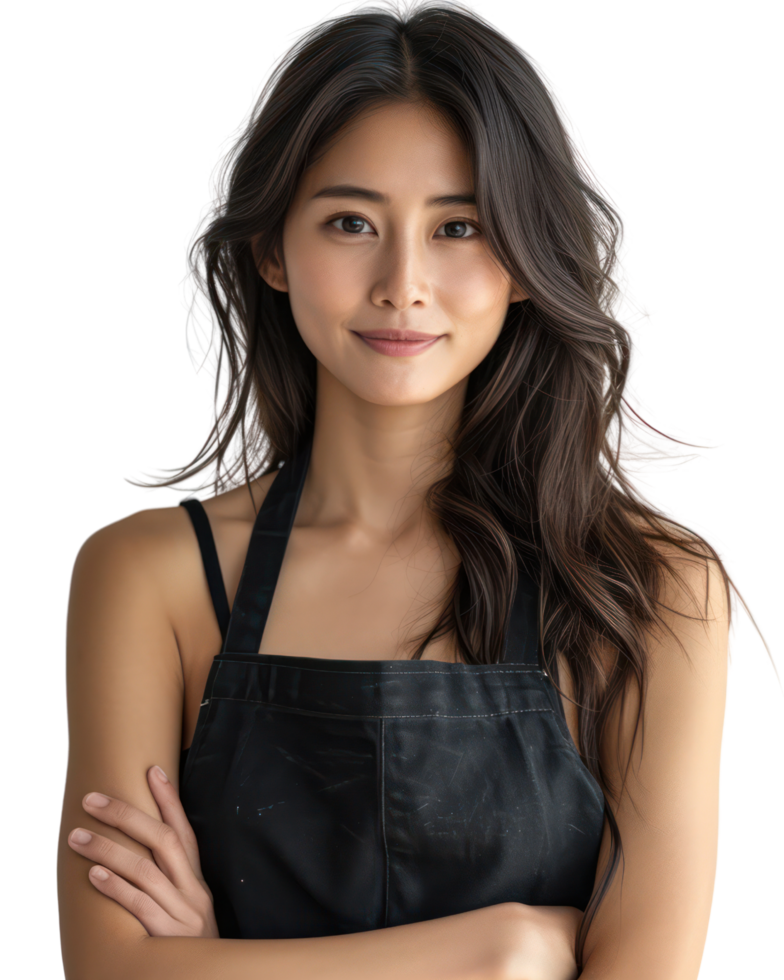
left=257, top=101, right=526, bottom=408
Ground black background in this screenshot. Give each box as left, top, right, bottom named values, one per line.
left=52, top=2, right=784, bottom=978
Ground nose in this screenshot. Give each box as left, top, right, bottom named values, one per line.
left=369, top=234, right=432, bottom=310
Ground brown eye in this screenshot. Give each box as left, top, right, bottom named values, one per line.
left=330, top=214, right=368, bottom=235
left=327, top=214, right=481, bottom=241
left=439, top=219, right=479, bottom=240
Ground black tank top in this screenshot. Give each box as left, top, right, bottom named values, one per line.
left=178, top=438, right=605, bottom=939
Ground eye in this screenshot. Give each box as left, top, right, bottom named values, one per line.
left=329, top=215, right=374, bottom=235
left=327, top=214, right=481, bottom=242
left=436, top=220, right=480, bottom=239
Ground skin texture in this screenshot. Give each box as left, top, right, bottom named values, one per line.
left=254, top=105, right=527, bottom=541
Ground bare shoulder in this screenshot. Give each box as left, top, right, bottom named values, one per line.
left=75, top=467, right=276, bottom=567
left=611, top=511, right=728, bottom=650
left=641, top=525, right=731, bottom=667
left=610, top=509, right=726, bottom=627
left=72, top=468, right=280, bottom=616
left=628, top=513, right=708, bottom=557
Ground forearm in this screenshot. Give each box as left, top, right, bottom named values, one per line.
left=83, top=904, right=522, bottom=980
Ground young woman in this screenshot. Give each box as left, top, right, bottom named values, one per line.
left=57, top=5, right=730, bottom=979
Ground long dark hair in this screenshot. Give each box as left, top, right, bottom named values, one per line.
left=149, top=1, right=736, bottom=965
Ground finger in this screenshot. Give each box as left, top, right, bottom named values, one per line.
left=146, top=766, right=207, bottom=882
left=68, top=827, right=193, bottom=922
left=81, top=791, right=196, bottom=893
left=85, top=864, right=180, bottom=937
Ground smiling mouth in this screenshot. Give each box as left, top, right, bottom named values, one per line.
left=353, top=333, right=443, bottom=357
left=357, top=328, right=441, bottom=341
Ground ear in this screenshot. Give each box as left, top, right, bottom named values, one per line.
left=251, top=236, right=288, bottom=293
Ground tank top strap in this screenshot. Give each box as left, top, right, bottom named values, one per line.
left=223, top=439, right=313, bottom=654
left=179, top=499, right=231, bottom=643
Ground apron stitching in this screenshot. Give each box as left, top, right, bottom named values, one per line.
left=207, top=696, right=553, bottom=720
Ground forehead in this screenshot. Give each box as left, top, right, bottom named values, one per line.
left=296, top=102, right=473, bottom=205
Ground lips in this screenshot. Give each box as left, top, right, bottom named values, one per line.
left=354, top=334, right=442, bottom=357
left=356, top=329, right=439, bottom=341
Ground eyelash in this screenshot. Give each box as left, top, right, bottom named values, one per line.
left=326, top=213, right=481, bottom=239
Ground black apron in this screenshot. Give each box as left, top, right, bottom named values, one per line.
left=178, top=439, right=605, bottom=939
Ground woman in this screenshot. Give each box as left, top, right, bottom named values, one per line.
left=57, top=4, right=730, bottom=979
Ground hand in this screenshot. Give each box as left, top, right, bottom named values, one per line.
left=491, top=903, right=581, bottom=980
left=67, top=764, right=219, bottom=938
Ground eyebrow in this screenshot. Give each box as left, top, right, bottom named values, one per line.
left=310, top=184, right=476, bottom=208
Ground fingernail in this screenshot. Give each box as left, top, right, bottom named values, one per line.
left=70, top=829, right=92, bottom=845
left=90, top=867, right=110, bottom=881
left=84, top=792, right=110, bottom=807
left=152, top=766, right=169, bottom=783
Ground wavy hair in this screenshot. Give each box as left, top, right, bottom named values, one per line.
left=149, top=2, right=735, bottom=967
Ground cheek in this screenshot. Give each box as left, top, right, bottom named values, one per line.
left=438, top=255, right=510, bottom=321
left=436, top=254, right=512, bottom=350
left=284, top=234, right=364, bottom=343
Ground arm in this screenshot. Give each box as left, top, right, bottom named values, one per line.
left=122, top=903, right=515, bottom=980
left=498, top=903, right=583, bottom=980
left=578, top=551, right=729, bottom=979
left=66, top=777, right=581, bottom=980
